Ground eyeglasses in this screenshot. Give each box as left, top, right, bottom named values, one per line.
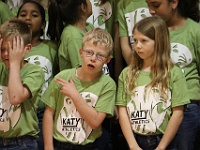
left=82, top=49, right=108, bottom=61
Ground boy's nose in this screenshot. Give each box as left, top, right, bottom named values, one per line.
left=90, top=53, right=97, bottom=61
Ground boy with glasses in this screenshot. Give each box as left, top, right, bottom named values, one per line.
left=42, top=28, right=116, bottom=150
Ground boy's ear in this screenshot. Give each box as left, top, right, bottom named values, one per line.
left=25, top=44, right=32, bottom=54
left=105, top=56, right=112, bottom=64
left=79, top=48, right=83, bottom=57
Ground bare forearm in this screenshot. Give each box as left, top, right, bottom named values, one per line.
left=70, top=91, right=105, bottom=129
left=43, top=107, right=54, bottom=150
left=8, top=63, right=29, bottom=105
left=156, top=107, right=184, bottom=150
left=120, top=37, right=132, bottom=65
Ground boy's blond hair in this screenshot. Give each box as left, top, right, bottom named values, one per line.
left=0, top=18, right=31, bottom=45
left=82, top=28, right=113, bottom=56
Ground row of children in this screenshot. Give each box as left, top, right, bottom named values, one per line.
left=0, top=0, right=200, bottom=150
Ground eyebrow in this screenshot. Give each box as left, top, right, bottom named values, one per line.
left=19, top=9, right=40, bottom=14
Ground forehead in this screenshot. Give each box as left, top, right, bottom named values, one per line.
left=83, top=40, right=110, bottom=53
left=146, top=0, right=163, bottom=3
left=19, top=3, right=41, bottom=13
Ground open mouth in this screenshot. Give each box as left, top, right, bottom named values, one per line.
left=88, top=64, right=95, bottom=69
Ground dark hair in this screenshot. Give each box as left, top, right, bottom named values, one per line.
left=168, top=0, right=200, bottom=22
left=17, top=0, right=46, bottom=36
left=47, top=0, right=87, bottom=42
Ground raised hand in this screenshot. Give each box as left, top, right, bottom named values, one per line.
left=8, top=36, right=26, bottom=65
left=55, top=77, right=78, bottom=98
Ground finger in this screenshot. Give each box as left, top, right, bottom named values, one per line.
left=68, top=77, right=74, bottom=83
left=19, top=36, right=24, bottom=51
left=12, top=36, right=17, bottom=50
left=55, top=78, right=67, bottom=86
left=8, top=41, right=12, bottom=52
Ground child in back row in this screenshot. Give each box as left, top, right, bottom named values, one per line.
left=0, top=18, right=44, bottom=149
left=16, top=1, right=59, bottom=149
left=42, top=28, right=116, bottom=150
left=146, top=0, right=200, bottom=149
left=116, top=16, right=190, bottom=150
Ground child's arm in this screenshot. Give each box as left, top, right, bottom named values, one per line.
left=43, top=106, right=55, bottom=150
left=118, top=106, right=142, bottom=150
left=8, top=36, right=31, bottom=105
left=156, top=106, right=184, bottom=150
left=120, top=36, right=132, bottom=65
left=55, top=77, right=106, bottom=129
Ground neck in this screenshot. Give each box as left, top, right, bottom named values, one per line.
left=31, top=33, right=42, bottom=47
left=142, top=60, right=151, bottom=72
left=167, top=15, right=187, bottom=31
left=73, top=21, right=87, bottom=33
left=76, top=67, right=101, bottom=81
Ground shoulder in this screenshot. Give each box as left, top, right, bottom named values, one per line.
left=61, top=25, right=83, bottom=39
left=99, top=74, right=116, bottom=88
left=186, top=19, right=200, bottom=31
left=43, top=40, right=58, bottom=50
left=170, top=65, right=185, bottom=80
left=55, top=68, right=74, bottom=78
left=24, top=63, right=43, bottom=73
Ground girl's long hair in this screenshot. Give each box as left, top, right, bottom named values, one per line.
left=126, top=16, right=174, bottom=98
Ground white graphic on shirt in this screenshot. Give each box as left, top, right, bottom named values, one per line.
left=125, top=8, right=151, bottom=45
left=170, top=43, right=192, bottom=73
left=87, top=0, right=112, bottom=29
left=25, top=55, right=52, bottom=94
left=127, top=85, right=171, bottom=134
left=57, top=92, right=98, bottom=144
left=102, top=64, right=109, bottom=76
left=0, top=86, right=21, bottom=132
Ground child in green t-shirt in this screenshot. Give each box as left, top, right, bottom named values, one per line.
left=17, top=1, right=59, bottom=149
left=116, top=16, right=190, bottom=150
left=0, top=18, right=44, bottom=149
left=42, top=28, right=116, bottom=150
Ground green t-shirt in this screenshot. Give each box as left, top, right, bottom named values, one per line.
left=116, top=66, right=190, bottom=135
left=58, top=23, right=94, bottom=71
left=0, top=62, right=44, bottom=138
left=0, top=1, right=13, bottom=25
left=169, top=18, right=200, bottom=100
left=87, top=0, right=119, bottom=38
left=42, top=68, right=116, bottom=145
left=118, top=0, right=151, bottom=45
left=25, top=41, right=58, bottom=109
